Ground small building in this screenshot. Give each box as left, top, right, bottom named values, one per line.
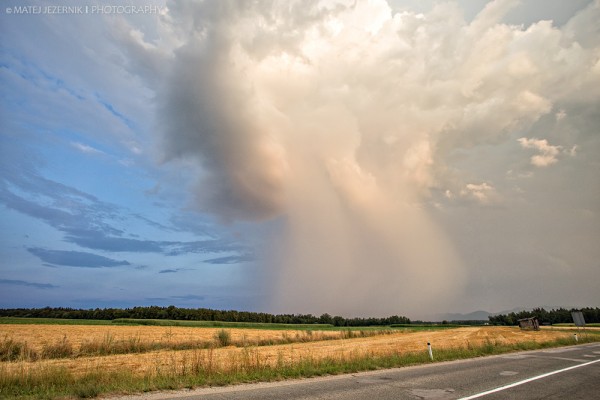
left=518, top=317, right=540, bottom=331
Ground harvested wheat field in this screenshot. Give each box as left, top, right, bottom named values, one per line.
left=0, top=325, right=574, bottom=377
left=0, top=324, right=342, bottom=353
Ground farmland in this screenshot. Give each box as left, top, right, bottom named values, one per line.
left=2, top=318, right=599, bottom=399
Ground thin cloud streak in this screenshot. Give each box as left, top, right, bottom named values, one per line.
left=28, top=247, right=130, bottom=268
left=0, top=279, right=59, bottom=289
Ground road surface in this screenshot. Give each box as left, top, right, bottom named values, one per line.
left=114, top=342, right=600, bottom=399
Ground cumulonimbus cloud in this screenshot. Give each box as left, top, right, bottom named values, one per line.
left=139, top=0, right=599, bottom=219
left=117, top=0, right=600, bottom=315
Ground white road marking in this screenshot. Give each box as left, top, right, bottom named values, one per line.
left=458, top=358, right=600, bottom=400
left=530, top=355, right=587, bottom=362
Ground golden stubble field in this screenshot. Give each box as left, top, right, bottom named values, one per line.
left=0, top=324, right=574, bottom=377
left=0, top=324, right=342, bottom=352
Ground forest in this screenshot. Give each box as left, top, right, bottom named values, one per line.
left=0, top=306, right=410, bottom=326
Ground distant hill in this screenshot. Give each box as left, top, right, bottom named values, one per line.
left=436, top=310, right=491, bottom=321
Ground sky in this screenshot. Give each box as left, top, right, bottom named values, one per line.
left=1, top=0, right=599, bottom=320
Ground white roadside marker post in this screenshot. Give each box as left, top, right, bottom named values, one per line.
left=427, top=342, right=433, bottom=360
left=574, top=333, right=578, bottom=342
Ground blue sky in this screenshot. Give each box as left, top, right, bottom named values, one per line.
left=0, top=1, right=261, bottom=311
left=1, top=0, right=599, bottom=319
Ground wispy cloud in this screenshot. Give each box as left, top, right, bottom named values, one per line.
left=28, top=247, right=130, bottom=268
left=171, top=295, right=205, bottom=301
left=157, top=268, right=193, bottom=274
left=0, top=278, right=59, bottom=289
left=63, top=230, right=163, bottom=252
left=203, top=254, right=255, bottom=265
left=0, top=54, right=85, bottom=101
left=95, top=93, right=136, bottom=131
left=145, top=294, right=205, bottom=302
left=70, top=141, right=104, bottom=155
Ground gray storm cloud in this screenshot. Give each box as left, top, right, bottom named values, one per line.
left=123, top=0, right=600, bottom=316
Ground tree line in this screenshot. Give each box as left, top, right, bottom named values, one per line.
left=488, top=307, right=600, bottom=325
left=0, top=306, right=410, bottom=326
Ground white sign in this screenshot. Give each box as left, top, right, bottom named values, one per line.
left=571, top=311, right=586, bottom=327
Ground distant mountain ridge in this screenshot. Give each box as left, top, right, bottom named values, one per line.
left=436, top=310, right=491, bottom=321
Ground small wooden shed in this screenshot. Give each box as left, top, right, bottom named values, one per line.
left=518, top=317, right=540, bottom=331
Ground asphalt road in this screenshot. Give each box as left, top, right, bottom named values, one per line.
left=116, top=342, right=600, bottom=400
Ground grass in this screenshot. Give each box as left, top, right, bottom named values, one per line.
left=111, top=319, right=417, bottom=332
left=0, top=317, right=114, bottom=326
left=214, top=329, right=232, bottom=347
left=40, top=335, right=73, bottom=359
left=390, top=324, right=463, bottom=330
left=0, top=337, right=36, bottom=362
left=112, top=318, right=336, bottom=330
left=552, top=323, right=600, bottom=328
left=1, top=334, right=598, bottom=400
